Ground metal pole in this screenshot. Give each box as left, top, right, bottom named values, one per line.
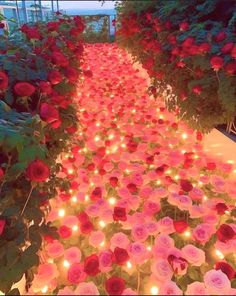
left=38, top=0, right=43, bottom=21
left=56, top=0, right=59, bottom=12
left=51, top=0, right=54, bottom=12
left=15, top=0, right=20, bottom=26
left=22, top=0, right=28, bottom=23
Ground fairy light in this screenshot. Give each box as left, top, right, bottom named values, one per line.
left=174, top=175, right=179, bottom=180
left=150, top=286, right=159, bottom=295
left=108, top=197, right=117, bottom=205
left=100, top=241, right=105, bottom=247
left=194, top=155, right=199, bottom=159
left=147, top=246, right=152, bottom=251
left=126, top=261, right=132, bottom=269
left=72, top=225, right=78, bottom=232
left=166, top=169, right=172, bottom=174
left=68, top=169, right=74, bottom=174
left=215, top=249, right=224, bottom=259
left=58, top=209, right=65, bottom=217
left=183, top=230, right=191, bottom=238
left=64, top=154, right=69, bottom=159
left=95, top=136, right=100, bottom=142
left=159, top=114, right=164, bottom=119
left=132, top=109, right=136, bottom=114
left=203, top=196, right=208, bottom=201
left=109, top=134, right=114, bottom=140
left=41, top=286, right=48, bottom=294
left=90, top=182, right=95, bottom=187
left=125, top=169, right=130, bottom=173
left=233, top=169, right=236, bottom=174
left=227, top=160, right=234, bottom=164
left=63, top=260, right=70, bottom=268
left=99, top=220, right=106, bottom=228
left=47, top=258, right=54, bottom=263
left=181, top=149, right=186, bottom=154
left=69, top=189, right=73, bottom=194
left=85, top=194, right=89, bottom=202
left=198, top=181, right=203, bottom=186
left=96, top=122, right=100, bottom=127
left=71, top=196, right=77, bottom=203
left=94, top=169, right=98, bottom=174
left=121, top=143, right=126, bottom=148
left=83, top=147, right=88, bottom=152
left=156, top=180, right=161, bottom=185
left=182, top=133, right=188, bottom=139
left=79, top=132, right=83, bottom=136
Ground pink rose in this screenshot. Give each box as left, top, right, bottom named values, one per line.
left=74, top=282, right=99, bottom=295
left=67, top=263, right=86, bottom=284
left=57, top=287, right=74, bottom=295
left=186, top=282, right=207, bottom=295
left=62, top=215, right=79, bottom=227
left=204, top=269, right=231, bottom=295
left=151, top=259, right=173, bottom=282
left=153, top=234, right=175, bottom=259
left=110, top=232, right=130, bottom=251
left=143, top=200, right=160, bottom=216
left=89, top=230, right=105, bottom=248
left=159, top=280, right=183, bottom=295
left=158, top=216, right=175, bottom=234
left=131, top=224, right=149, bottom=242
left=64, top=247, right=81, bottom=264
left=46, top=241, right=64, bottom=258
left=128, top=242, right=149, bottom=264
left=182, top=244, right=205, bottom=266
left=176, top=194, right=192, bottom=211
left=193, top=223, right=215, bottom=244
left=99, top=250, right=113, bottom=272
left=189, top=187, right=204, bottom=201
left=36, top=263, right=59, bottom=283
left=122, top=288, right=138, bottom=295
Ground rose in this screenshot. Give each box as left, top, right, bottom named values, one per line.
left=114, top=247, right=129, bottom=265
left=26, top=160, right=50, bottom=182
left=167, top=254, right=188, bottom=275
left=0, top=219, right=6, bottom=235
left=0, top=71, right=8, bottom=90
left=182, top=244, right=205, bottom=266
left=151, top=259, right=173, bottom=281
left=36, top=263, right=59, bottom=283
left=80, top=220, right=94, bottom=234
left=186, top=282, right=207, bottom=295
left=89, top=230, right=105, bottom=248
left=127, top=183, right=138, bottom=193
left=64, top=247, right=81, bottom=264
left=131, top=224, right=148, bottom=242
left=210, top=56, right=224, bottom=71
left=192, top=223, right=214, bottom=244
left=204, top=269, right=231, bottom=295
left=214, top=31, right=227, bottom=42
left=215, top=203, right=228, bottom=215
left=99, top=250, right=113, bottom=272
left=74, top=282, right=99, bottom=295
left=64, top=67, right=79, bottom=82
left=180, top=179, right=193, bottom=191
left=39, top=81, right=52, bottom=94
left=215, top=261, right=235, bottom=280
left=158, top=216, right=175, bottom=234
left=110, top=176, right=119, bottom=187
left=128, top=242, right=148, bottom=264
left=14, top=82, right=35, bottom=97
left=45, top=241, right=64, bottom=258
left=225, top=62, right=236, bottom=75
left=221, top=42, right=234, bottom=54
left=48, top=70, right=63, bottom=85
left=105, top=277, right=125, bottom=295
left=216, top=224, right=235, bottom=242
left=40, top=103, right=60, bottom=124
left=58, top=225, right=72, bottom=239
left=110, top=232, right=130, bottom=251
left=67, top=263, right=86, bottom=284
left=159, top=280, right=183, bottom=295
left=51, top=51, right=69, bottom=67
left=84, top=254, right=100, bottom=276
left=173, top=220, right=188, bottom=233
left=90, top=187, right=102, bottom=201
left=113, top=207, right=127, bottom=221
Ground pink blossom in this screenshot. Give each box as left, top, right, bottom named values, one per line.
left=153, top=234, right=175, bottom=259
left=110, top=232, right=130, bottom=250
left=192, top=223, right=215, bottom=244
left=131, top=224, right=149, bottom=242
left=36, top=263, right=59, bottom=283
left=89, top=230, right=105, bottom=248
left=159, top=280, right=183, bottom=295
left=64, top=247, right=81, bottom=264
left=74, top=282, right=99, bottom=295
left=128, top=242, right=149, bottom=264
left=158, top=216, right=175, bottom=234
left=122, top=288, right=138, bottom=295
left=151, top=259, right=173, bottom=282
left=204, top=269, right=231, bottom=295
left=67, top=263, right=86, bottom=284
left=182, top=244, right=205, bottom=266
left=62, top=215, right=79, bottom=228
left=99, top=250, right=113, bottom=272
left=176, top=194, right=192, bottom=211
left=186, top=282, right=207, bottom=295
left=46, top=241, right=64, bottom=258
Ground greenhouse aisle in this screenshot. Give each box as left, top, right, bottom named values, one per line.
left=30, top=44, right=236, bottom=295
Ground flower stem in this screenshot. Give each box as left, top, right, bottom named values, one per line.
left=20, top=185, right=34, bottom=216
left=137, top=267, right=141, bottom=294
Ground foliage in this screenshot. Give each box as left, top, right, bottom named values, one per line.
left=0, top=14, right=84, bottom=293
left=116, top=0, right=236, bottom=132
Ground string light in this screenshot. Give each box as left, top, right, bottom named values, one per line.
left=72, top=225, right=78, bottom=232
left=69, top=189, right=73, bottom=194
left=85, top=194, right=89, bottom=202
left=203, top=196, right=208, bottom=201
left=150, top=286, right=159, bottom=295
left=147, top=246, right=152, bottom=251
left=108, top=197, right=117, bottom=205
left=156, top=180, right=161, bottom=185
left=96, top=123, right=100, bottom=127
left=182, top=133, right=188, bottom=139
left=94, top=169, right=98, bottom=174
left=166, top=169, right=172, bottom=174
left=58, top=209, right=65, bottom=217
left=99, top=220, right=106, bottom=228
left=183, top=230, right=191, bottom=238
left=68, top=169, right=74, bottom=174
left=95, top=136, right=100, bottom=142
left=41, top=286, right=48, bottom=294
left=174, top=175, right=179, bottom=180
left=63, top=260, right=70, bottom=268
left=83, top=147, right=88, bottom=152
left=126, top=261, right=132, bottom=269
left=100, top=241, right=105, bottom=247
left=71, top=196, right=77, bottom=203
left=215, top=249, right=224, bottom=259
left=109, top=134, right=114, bottom=140
left=121, top=143, right=126, bottom=148
left=47, top=259, right=54, bottom=263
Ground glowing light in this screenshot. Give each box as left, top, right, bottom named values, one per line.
left=147, top=246, right=152, bottom=251
left=132, top=109, right=136, bottom=114
left=182, top=133, right=188, bottom=139
left=121, top=143, right=126, bottom=148
left=99, top=220, right=106, bottom=228
left=125, top=169, right=130, bottom=173
left=85, top=194, right=89, bottom=202
left=83, top=147, right=88, bottom=152
left=41, top=286, right=48, bottom=294
left=63, top=260, right=70, bottom=268
left=71, top=196, right=77, bottom=203
left=227, top=160, right=234, bottom=164
left=95, top=136, right=100, bottom=142
left=233, top=169, right=236, bottom=174
left=183, top=231, right=191, bottom=238
left=156, top=180, right=161, bottom=185
left=150, top=286, right=159, bottom=295
left=174, top=175, right=179, bottom=180
left=64, top=154, right=69, bottom=159
left=203, top=196, right=208, bottom=201
left=58, top=209, right=65, bottom=217
left=69, top=189, right=73, bottom=194
left=100, top=241, right=105, bottom=247
left=126, top=261, right=132, bottom=269
left=215, top=249, right=224, bottom=259
left=90, top=182, right=94, bottom=187
left=166, top=169, right=172, bottom=174
left=72, top=225, right=78, bottom=232
left=181, top=150, right=186, bottom=154
left=194, top=155, right=199, bottom=159
left=109, top=134, right=114, bottom=140
left=96, top=122, right=100, bottom=127
left=198, top=181, right=203, bottom=186
left=94, top=169, right=98, bottom=174
left=108, top=197, right=117, bottom=205
left=47, top=259, right=54, bottom=263
left=68, top=169, right=74, bottom=174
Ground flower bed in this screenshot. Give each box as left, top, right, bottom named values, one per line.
left=0, top=15, right=84, bottom=294
left=116, top=0, right=236, bottom=132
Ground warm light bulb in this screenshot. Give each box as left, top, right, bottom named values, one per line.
left=109, top=134, right=114, bottom=140
left=96, top=122, right=100, bottom=127
left=100, top=241, right=105, bottom=247
left=71, top=196, right=77, bottom=203
left=183, top=230, right=191, bottom=238
left=182, top=133, right=188, bottom=139
left=126, top=261, right=132, bottom=269
left=181, top=150, right=186, bottom=154
left=83, top=147, right=88, bottom=152
left=121, top=143, right=126, bottom=148
left=99, top=220, right=106, bottom=228
left=58, top=209, right=65, bottom=217
left=125, top=169, right=130, bottom=173
left=95, top=136, right=100, bottom=142
left=94, top=169, right=98, bottom=174
left=48, top=259, right=54, bottom=263
left=68, top=169, right=74, bottom=174
left=72, top=225, right=78, bottom=232
left=90, top=182, right=94, bottom=187
left=156, top=180, right=161, bottom=185
left=203, top=196, right=208, bottom=201
left=63, top=260, right=70, bottom=268
left=174, top=175, right=179, bottom=180
left=69, top=189, right=73, bottom=194
left=132, top=109, right=136, bottom=114
left=41, top=286, right=48, bottom=294
left=85, top=194, right=89, bottom=202
left=147, top=246, right=152, bottom=251
left=108, top=197, right=117, bottom=205
left=215, top=249, right=224, bottom=259
left=150, top=286, right=159, bottom=295
left=166, top=169, right=172, bottom=174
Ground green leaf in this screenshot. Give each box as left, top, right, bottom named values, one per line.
left=7, top=162, right=27, bottom=179
left=18, top=145, right=46, bottom=163
left=188, top=266, right=203, bottom=281
left=6, top=288, right=20, bottom=295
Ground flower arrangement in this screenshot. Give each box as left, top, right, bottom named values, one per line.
left=116, top=0, right=236, bottom=132
left=0, top=14, right=84, bottom=294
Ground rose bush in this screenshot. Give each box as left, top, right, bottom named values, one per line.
left=116, top=0, right=236, bottom=132
left=0, top=14, right=84, bottom=294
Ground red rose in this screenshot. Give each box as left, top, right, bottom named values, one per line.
left=214, top=31, right=227, bottom=42
left=0, top=168, right=4, bottom=180
left=127, top=140, right=138, bottom=153
left=168, top=254, right=188, bottom=275
left=64, top=67, right=79, bottom=82
left=105, top=277, right=125, bottom=295
left=0, top=22, right=5, bottom=29
left=39, top=81, right=52, bottom=94
left=51, top=51, right=69, bottom=67
left=25, top=27, right=41, bottom=40
left=206, top=162, right=216, bottom=170
left=196, top=131, right=203, bottom=141
left=0, top=71, right=8, bottom=90
left=215, top=261, right=235, bottom=280
left=47, top=21, right=59, bottom=32
left=59, top=193, right=71, bottom=201
left=80, top=220, right=93, bottom=234
left=14, top=82, right=35, bottom=97
left=231, top=46, right=236, bottom=58
left=221, top=42, right=234, bottom=54
left=215, top=203, right=229, bottom=215
left=210, top=56, right=224, bottom=71
left=173, top=220, right=188, bottom=233
left=180, top=179, right=193, bottom=192
left=216, top=224, right=235, bottom=242
left=199, top=42, right=211, bottom=53
left=84, top=254, right=100, bottom=276
left=113, top=207, right=127, bottom=222
left=77, top=211, right=89, bottom=223
left=0, top=219, right=6, bottom=235
left=48, top=70, right=63, bottom=85
left=127, top=183, right=138, bottom=194
left=225, top=62, right=236, bottom=75
left=43, top=235, right=54, bottom=243
left=110, top=176, right=118, bottom=187
left=192, top=85, right=202, bottom=95
left=179, top=22, right=189, bottom=31
left=146, top=155, right=154, bottom=164
left=156, top=164, right=168, bottom=175
left=68, top=263, right=86, bottom=284
left=59, top=225, right=72, bottom=239
left=90, top=187, right=102, bottom=201
left=26, top=160, right=50, bottom=182
left=114, top=247, right=129, bottom=265
left=40, top=103, right=60, bottom=124
left=83, top=70, right=93, bottom=78
left=96, top=147, right=106, bottom=157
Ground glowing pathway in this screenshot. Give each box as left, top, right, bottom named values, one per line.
left=30, top=44, right=236, bottom=295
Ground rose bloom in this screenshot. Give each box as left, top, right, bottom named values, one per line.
left=110, top=232, right=130, bottom=251
left=89, top=230, right=105, bottom=248
left=36, top=263, right=59, bottom=283
left=131, top=224, right=149, bottom=242
left=186, top=282, right=207, bottom=295
left=182, top=244, right=205, bottom=266
left=122, top=288, right=137, bottom=295
left=64, top=247, right=81, bottom=264
left=167, top=254, right=188, bottom=275
left=14, top=82, right=35, bottom=97
left=153, top=234, right=175, bottom=259
left=105, top=276, right=125, bottom=295
left=151, top=259, right=173, bottom=282
left=128, top=242, right=148, bottom=264
left=26, top=159, right=50, bottom=182
left=74, top=282, right=99, bottom=295
left=67, top=263, right=86, bottom=284
left=57, top=287, right=74, bottom=295
left=84, top=254, right=100, bottom=276
left=192, top=223, right=215, bottom=244
left=0, top=71, right=8, bottom=90
left=204, top=269, right=231, bottom=295
left=158, top=216, right=175, bottom=234
left=114, top=247, right=129, bottom=265
left=45, top=240, right=64, bottom=258
left=159, top=280, right=183, bottom=295
left=176, top=194, right=192, bottom=211
left=99, top=250, right=113, bottom=272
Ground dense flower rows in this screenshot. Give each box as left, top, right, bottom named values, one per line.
left=0, top=15, right=85, bottom=294
left=29, top=44, right=236, bottom=295
left=116, top=0, right=236, bottom=131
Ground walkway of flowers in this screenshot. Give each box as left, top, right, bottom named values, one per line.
left=30, top=44, right=236, bottom=295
